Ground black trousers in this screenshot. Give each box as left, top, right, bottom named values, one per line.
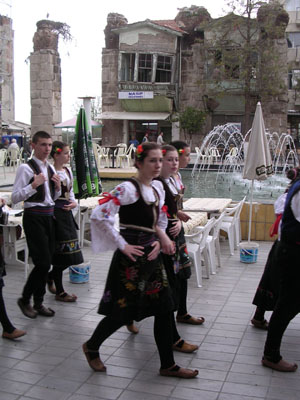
left=264, top=241, right=300, bottom=362
left=87, top=312, right=175, bottom=369
left=22, top=213, right=55, bottom=306
left=0, top=282, right=15, bottom=333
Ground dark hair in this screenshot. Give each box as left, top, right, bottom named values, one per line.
left=170, top=140, right=189, bottom=155
left=134, top=142, right=161, bottom=168
left=286, top=167, right=300, bottom=182
left=162, top=144, right=177, bottom=155
left=32, top=131, right=51, bottom=144
left=50, top=140, right=69, bottom=158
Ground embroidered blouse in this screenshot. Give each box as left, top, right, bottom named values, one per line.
left=91, top=180, right=167, bottom=253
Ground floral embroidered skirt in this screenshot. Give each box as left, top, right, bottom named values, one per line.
left=52, top=208, right=83, bottom=267
left=98, top=244, right=175, bottom=323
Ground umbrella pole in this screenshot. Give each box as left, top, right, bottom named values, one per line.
left=247, top=180, right=254, bottom=243
left=77, top=199, right=81, bottom=246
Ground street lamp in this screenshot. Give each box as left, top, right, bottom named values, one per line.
left=0, top=76, right=4, bottom=138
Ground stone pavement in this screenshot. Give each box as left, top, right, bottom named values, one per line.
left=1, top=240, right=300, bottom=400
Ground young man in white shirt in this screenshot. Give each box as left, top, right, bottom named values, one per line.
left=12, top=131, right=61, bottom=318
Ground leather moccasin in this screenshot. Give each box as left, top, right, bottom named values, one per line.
left=126, top=323, right=139, bottom=334
left=173, top=340, right=199, bottom=353
left=17, top=298, right=37, bottom=319
left=82, top=342, right=106, bottom=372
left=34, top=305, right=55, bottom=317
left=2, top=329, right=27, bottom=340
left=176, top=314, right=205, bottom=325
left=160, top=365, right=199, bottom=378
left=262, top=357, right=298, bottom=372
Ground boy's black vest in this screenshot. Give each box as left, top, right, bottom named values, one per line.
left=25, top=159, right=56, bottom=203
left=281, top=179, right=300, bottom=244
left=119, top=178, right=159, bottom=232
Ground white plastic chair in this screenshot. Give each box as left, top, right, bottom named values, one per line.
left=118, top=143, right=135, bottom=167
left=7, top=148, right=20, bottom=170
left=209, top=147, right=221, bottom=163
left=114, top=144, right=127, bottom=168
left=99, top=147, right=110, bottom=168
left=185, top=217, right=215, bottom=287
left=206, top=212, right=226, bottom=273
left=0, top=149, right=7, bottom=177
left=220, top=196, right=246, bottom=255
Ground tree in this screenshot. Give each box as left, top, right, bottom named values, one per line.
left=202, top=0, right=289, bottom=133
left=178, top=106, right=206, bottom=146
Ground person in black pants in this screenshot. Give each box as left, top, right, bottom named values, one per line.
left=262, top=173, right=300, bottom=372
left=12, top=131, right=61, bottom=319
left=82, top=142, right=198, bottom=378
left=0, top=200, right=26, bottom=339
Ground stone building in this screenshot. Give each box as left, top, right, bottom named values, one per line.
left=101, top=4, right=290, bottom=147
left=30, top=20, right=62, bottom=137
left=0, top=15, right=15, bottom=123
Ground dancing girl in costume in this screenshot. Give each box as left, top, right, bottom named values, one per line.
left=47, top=141, right=83, bottom=302
left=82, top=142, right=198, bottom=378
left=170, top=140, right=205, bottom=325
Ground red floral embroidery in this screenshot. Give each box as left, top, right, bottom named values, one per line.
left=161, top=205, right=170, bottom=217
left=98, top=192, right=121, bottom=206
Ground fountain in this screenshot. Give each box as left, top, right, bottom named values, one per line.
left=190, top=124, right=300, bottom=202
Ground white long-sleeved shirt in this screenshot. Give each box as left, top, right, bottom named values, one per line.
left=11, top=156, right=61, bottom=207
left=90, top=180, right=167, bottom=253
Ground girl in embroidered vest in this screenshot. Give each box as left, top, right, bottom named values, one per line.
left=156, top=144, right=199, bottom=353
left=47, top=141, right=83, bottom=302
left=82, top=142, right=198, bottom=378
left=170, top=140, right=205, bottom=325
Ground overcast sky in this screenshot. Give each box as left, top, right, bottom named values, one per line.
left=2, top=0, right=227, bottom=124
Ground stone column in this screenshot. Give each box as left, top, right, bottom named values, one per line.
left=30, top=20, right=62, bottom=138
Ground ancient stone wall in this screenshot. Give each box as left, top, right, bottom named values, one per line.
left=30, top=21, right=62, bottom=137
left=0, top=15, right=15, bottom=122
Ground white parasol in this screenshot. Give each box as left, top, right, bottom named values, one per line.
left=243, top=102, right=273, bottom=242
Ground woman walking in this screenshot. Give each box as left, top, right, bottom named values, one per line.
left=47, top=141, right=83, bottom=302
left=82, top=142, right=198, bottom=378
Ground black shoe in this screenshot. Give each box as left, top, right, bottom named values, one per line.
left=17, top=298, right=38, bottom=319
left=34, top=304, right=55, bottom=317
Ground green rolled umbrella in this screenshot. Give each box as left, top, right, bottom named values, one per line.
left=71, top=107, right=102, bottom=199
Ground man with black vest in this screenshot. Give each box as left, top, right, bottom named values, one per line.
left=12, top=131, right=61, bottom=318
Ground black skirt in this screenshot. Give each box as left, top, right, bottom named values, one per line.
left=252, top=240, right=280, bottom=311
left=52, top=208, right=83, bottom=267
left=98, top=241, right=175, bottom=323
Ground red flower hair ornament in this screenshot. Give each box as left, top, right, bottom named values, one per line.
left=136, top=145, right=144, bottom=158
left=54, top=147, right=62, bottom=154
left=162, top=149, right=167, bottom=155
left=178, top=148, right=185, bottom=155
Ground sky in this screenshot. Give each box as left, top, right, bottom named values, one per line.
left=1, top=0, right=227, bottom=124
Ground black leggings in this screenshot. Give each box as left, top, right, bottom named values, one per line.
left=0, top=285, right=15, bottom=333
left=87, top=313, right=175, bottom=369
left=177, top=278, right=188, bottom=316
left=48, top=266, right=66, bottom=295
left=264, top=241, right=300, bottom=363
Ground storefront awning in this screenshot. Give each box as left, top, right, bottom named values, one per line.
left=99, top=111, right=170, bottom=120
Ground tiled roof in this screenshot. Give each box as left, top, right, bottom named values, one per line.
left=151, top=20, right=186, bottom=33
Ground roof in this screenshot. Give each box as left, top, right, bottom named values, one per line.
left=150, top=20, right=186, bottom=34
left=54, top=117, right=103, bottom=129
left=99, top=111, right=170, bottom=121
left=112, top=19, right=185, bottom=36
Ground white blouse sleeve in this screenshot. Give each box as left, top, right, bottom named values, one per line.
left=152, top=180, right=168, bottom=232
left=67, top=167, right=76, bottom=203
left=90, top=181, right=139, bottom=253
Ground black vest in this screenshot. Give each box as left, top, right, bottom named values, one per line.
left=155, top=177, right=179, bottom=219
left=25, top=159, right=56, bottom=203
left=281, top=179, right=300, bottom=244
left=119, top=178, right=159, bottom=231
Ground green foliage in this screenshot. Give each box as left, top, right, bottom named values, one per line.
left=178, top=107, right=206, bottom=143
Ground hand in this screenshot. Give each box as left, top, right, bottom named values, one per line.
left=31, top=173, right=46, bottom=189
left=0, top=198, right=6, bottom=207
left=177, top=210, right=191, bottom=222
left=62, top=201, right=77, bottom=211
left=168, top=220, right=181, bottom=238
left=121, top=244, right=144, bottom=261
left=51, top=174, right=61, bottom=192
left=160, top=236, right=175, bottom=255
left=147, top=241, right=161, bottom=261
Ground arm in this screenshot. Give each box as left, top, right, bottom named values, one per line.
left=11, top=164, right=38, bottom=204
left=155, top=226, right=175, bottom=255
